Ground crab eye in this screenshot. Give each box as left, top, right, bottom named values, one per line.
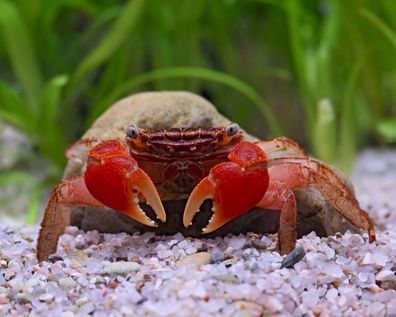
left=126, top=125, right=139, bottom=138
left=226, top=123, right=240, bottom=137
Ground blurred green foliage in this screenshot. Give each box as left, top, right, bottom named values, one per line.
left=0, top=0, right=396, bottom=222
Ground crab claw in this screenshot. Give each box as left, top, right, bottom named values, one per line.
left=125, top=167, right=167, bottom=226
left=85, top=140, right=166, bottom=227
left=183, top=177, right=215, bottom=231
left=183, top=142, right=270, bottom=233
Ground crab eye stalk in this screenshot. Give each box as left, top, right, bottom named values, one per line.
left=126, top=125, right=139, bottom=138
left=226, top=123, right=240, bottom=137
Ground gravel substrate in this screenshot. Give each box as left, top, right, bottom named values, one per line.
left=0, top=149, right=396, bottom=317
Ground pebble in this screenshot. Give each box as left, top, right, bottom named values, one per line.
left=25, top=278, right=41, bottom=293
left=100, top=261, right=141, bottom=275
left=211, top=252, right=225, bottom=263
left=264, top=297, right=284, bottom=313
left=0, top=296, right=9, bottom=304
left=39, top=293, right=54, bottom=303
left=175, top=252, right=211, bottom=268
left=16, top=293, right=32, bottom=304
left=48, top=254, right=64, bottom=263
left=228, top=237, right=246, bottom=249
left=59, top=277, right=77, bottom=289
left=251, top=239, right=267, bottom=250
left=157, top=250, right=174, bottom=259
left=375, top=270, right=396, bottom=281
left=302, top=290, right=319, bottom=307
left=373, top=254, right=389, bottom=267
left=216, top=273, right=240, bottom=284
left=75, top=297, right=89, bottom=307
left=280, top=246, right=306, bottom=269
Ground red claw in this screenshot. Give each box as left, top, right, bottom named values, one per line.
left=183, top=142, right=269, bottom=233
left=85, top=140, right=166, bottom=226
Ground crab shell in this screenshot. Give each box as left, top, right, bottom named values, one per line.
left=62, top=91, right=357, bottom=238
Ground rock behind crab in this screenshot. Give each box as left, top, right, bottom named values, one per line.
left=63, top=91, right=356, bottom=238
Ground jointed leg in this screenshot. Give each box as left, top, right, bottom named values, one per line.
left=257, top=181, right=297, bottom=254
left=37, top=176, right=103, bottom=262
left=255, top=137, right=308, bottom=160
left=267, top=158, right=376, bottom=243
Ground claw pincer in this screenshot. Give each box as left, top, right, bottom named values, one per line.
left=85, top=140, right=166, bottom=226
left=184, top=142, right=269, bottom=233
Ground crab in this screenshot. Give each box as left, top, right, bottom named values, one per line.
left=36, top=123, right=376, bottom=262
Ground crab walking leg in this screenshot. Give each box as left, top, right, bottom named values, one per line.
left=255, top=137, right=308, bottom=160
left=37, top=176, right=103, bottom=262
left=257, top=182, right=297, bottom=254
left=266, top=158, right=376, bottom=243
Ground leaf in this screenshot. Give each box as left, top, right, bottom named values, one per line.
left=36, top=75, right=69, bottom=168
left=313, top=98, right=336, bottom=163
left=40, top=74, right=69, bottom=123
left=72, top=0, right=145, bottom=82
left=377, top=118, right=396, bottom=142
left=0, top=0, right=42, bottom=112
left=0, top=170, right=35, bottom=187
left=0, top=80, right=36, bottom=133
left=337, top=51, right=370, bottom=172
left=26, top=185, right=41, bottom=224
left=0, top=108, right=25, bottom=131
left=360, top=8, right=396, bottom=51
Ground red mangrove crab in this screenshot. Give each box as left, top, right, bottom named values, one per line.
left=36, top=123, right=376, bottom=262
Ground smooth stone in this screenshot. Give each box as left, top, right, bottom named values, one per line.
left=100, top=261, right=141, bottom=275
left=15, top=293, right=32, bottom=304
left=58, top=277, right=77, bottom=289
left=75, top=297, right=89, bottom=307
left=175, top=252, right=211, bottom=268
left=216, top=273, right=240, bottom=284
left=251, top=239, right=268, bottom=250
left=63, top=91, right=357, bottom=241
left=39, top=293, right=54, bottom=303
left=280, top=246, right=306, bottom=269
left=376, top=270, right=395, bottom=281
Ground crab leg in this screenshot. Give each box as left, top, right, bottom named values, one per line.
left=257, top=181, right=297, bottom=254
left=266, top=158, right=376, bottom=243
left=255, top=137, right=308, bottom=159
left=37, top=176, right=103, bottom=262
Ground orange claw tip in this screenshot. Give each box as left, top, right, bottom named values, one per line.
left=121, top=194, right=159, bottom=227
left=128, top=168, right=167, bottom=224
left=201, top=202, right=229, bottom=233
left=183, top=177, right=215, bottom=228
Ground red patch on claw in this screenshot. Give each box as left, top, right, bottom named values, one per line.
left=210, top=162, right=269, bottom=219
left=228, top=142, right=267, bottom=168
left=85, top=155, right=137, bottom=212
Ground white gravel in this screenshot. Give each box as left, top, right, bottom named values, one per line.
left=0, top=149, right=395, bottom=317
